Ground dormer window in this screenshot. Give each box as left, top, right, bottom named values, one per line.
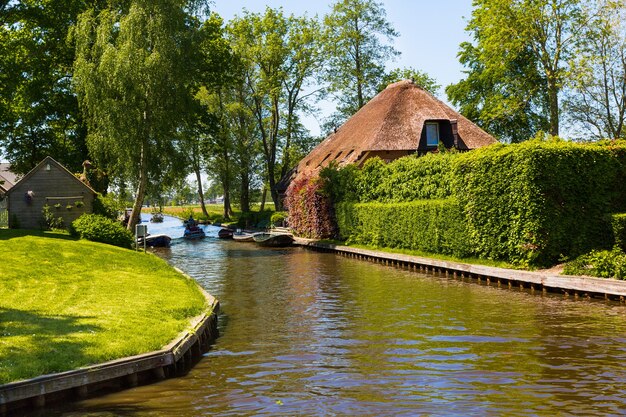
left=425, top=122, right=439, bottom=146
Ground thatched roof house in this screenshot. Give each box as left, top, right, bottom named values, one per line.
left=279, top=79, right=496, bottom=191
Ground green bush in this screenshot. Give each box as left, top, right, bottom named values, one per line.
left=453, top=140, right=622, bottom=266
left=93, top=194, right=123, bottom=220
left=271, top=211, right=287, bottom=227
left=335, top=199, right=471, bottom=257
left=41, top=204, right=64, bottom=230
left=564, top=247, right=626, bottom=280
left=71, top=214, right=134, bottom=249
left=611, top=213, right=626, bottom=251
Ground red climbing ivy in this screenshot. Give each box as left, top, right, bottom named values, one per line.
left=284, top=174, right=337, bottom=239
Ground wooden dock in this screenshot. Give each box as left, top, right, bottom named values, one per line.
left=0, top=282, right=219, bottom=415
left=295, top=239, right=626, bottom=301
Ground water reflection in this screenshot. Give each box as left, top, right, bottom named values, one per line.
left=42, top=216, right=626, bottom=416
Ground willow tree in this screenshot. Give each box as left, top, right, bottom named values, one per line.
left=72, top=0, right=199, bottom=230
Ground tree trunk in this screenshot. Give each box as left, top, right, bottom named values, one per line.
left=240, top=169, right=250, bottom=214
left=260, top=186, right=267, bottom=212
left=547, top=77, right=560, bottom=136
left=127, top=140, right=148, bottom=232
left=195, top=167, right=209, bottom=218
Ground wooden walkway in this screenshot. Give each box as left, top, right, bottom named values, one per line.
left=294, top=239, right=626, bottom=301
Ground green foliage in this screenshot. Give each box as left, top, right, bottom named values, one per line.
left=71, top=214, right=134, bottom=249
left=378, top=67, right=440, bottom=95
left=323, top=0, right=399, bottom=123
left=324, top=154, right=459, bottom=204
left=271, top=211, right=287, bottom=227
left=564, top=247, right=626, bottom=280
left=93, top=194, right=122, bottom=220
left=41, top=204, right=65, bottom=230
left=335, top=199, right=471, bottom=257
left=453, top=140, right=622, bottom=266
left=611, top=213, right=626, bottom=251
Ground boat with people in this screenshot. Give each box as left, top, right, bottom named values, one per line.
left=183, top=216, right=206, bottom=240
left=252, top=232, right=294, bottom=247
left=150, top=212, right=164, bottom=223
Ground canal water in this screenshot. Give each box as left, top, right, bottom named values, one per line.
left=43, top=216, right=626, bottom=416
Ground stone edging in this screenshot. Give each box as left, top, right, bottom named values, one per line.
left=0, top=272, right=219, bottom=415
left=295, top=239, right=626, bottom=301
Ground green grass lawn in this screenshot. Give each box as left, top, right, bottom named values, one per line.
left=0, top=229, right=208, bottom=384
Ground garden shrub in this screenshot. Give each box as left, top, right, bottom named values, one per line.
left=71, top=214, right=134, bottom=248
left=611, top=213, right=626, bottom=251
left=563, top=247, right=626, bottom=280
left=41, top=204, right=64, bottom=230
left=93, top=193, right=123, bottom=220
left=335, top=199, right=471, bottom=257
left=271, top=211, right=287, bottom=227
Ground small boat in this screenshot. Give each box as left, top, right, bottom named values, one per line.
left=137, top=233, right=171, bottom=248
left=183, top=216, right=206, bottom=240
left=233, top=230, right=255, bottom=242
left=252, top=232, right=294, bottom=247
left=218, top=228, right=234, bottom=239
left=150, top=212, right=164, bottom=223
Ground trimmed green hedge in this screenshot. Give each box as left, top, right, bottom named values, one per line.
left=611, top=214, right=626, bottom=251
left=70, top=214, right=134, bottom=249
left=453, top=141, right=621, bottom=266
left=336, top=199, right=471, bottom=257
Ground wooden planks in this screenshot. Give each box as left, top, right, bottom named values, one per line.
left=294, top=239, right=626, bottom=299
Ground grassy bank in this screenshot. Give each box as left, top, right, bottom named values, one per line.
left=154, top=203, right=275, bottom=227
left=0, top=229, right=208, bottom=384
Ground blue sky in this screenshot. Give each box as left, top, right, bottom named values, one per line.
left=212, top=0, right=475, bottom=136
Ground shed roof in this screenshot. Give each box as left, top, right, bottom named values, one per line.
left=6, top=156, right=97, bottom=196
left=0, top=163, right=18, bottom=193
left=283, top=79, right=497, bottom=187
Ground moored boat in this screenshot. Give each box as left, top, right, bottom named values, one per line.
left=252, top=232, right=294, bottom=247
left=218, top=228, right=234, bottom=239
left=233, top=230, right=255, bottom=242
left=137, top=233, right=171, bottom=248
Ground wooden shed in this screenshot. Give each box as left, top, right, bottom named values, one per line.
left=278, top=79, right=497, bottom=193
left=5, top=156, right=96, bottom=229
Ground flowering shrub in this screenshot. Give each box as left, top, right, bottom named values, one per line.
left=285, top=174, right=337, bottom=239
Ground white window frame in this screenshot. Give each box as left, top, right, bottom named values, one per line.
left=425, top=122, right=439, bottom=147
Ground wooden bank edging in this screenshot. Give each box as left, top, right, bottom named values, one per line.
left=295, top=239, right=626, bottom=301
left=0, top=273, right=219, bottom=414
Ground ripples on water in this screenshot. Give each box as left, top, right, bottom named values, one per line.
left=43, top=216, right=626, bottom=416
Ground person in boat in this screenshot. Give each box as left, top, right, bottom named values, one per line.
left=187, top=215, right=197, bottom=228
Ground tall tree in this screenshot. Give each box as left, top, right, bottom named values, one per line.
left=0, top=1, right=105, bottom=175
left=448, top=0, right=587, bottom=139
left=228, top=8, right=322, bottom=209
left=323, top=0, right=399, bottom=125
left=73, top=0, right=200, bottom=230
left=566, top=0, right=626, bottom=139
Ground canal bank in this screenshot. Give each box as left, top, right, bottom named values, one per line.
left=295, top=239, right=626, bottom=301
left=0, top=276, right=219, bottom=416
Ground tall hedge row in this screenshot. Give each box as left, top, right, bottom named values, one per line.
left=335, top=199, right=471, bottom=257
left=453, top=141, right=624, bottom=266
left=313, top=140, right=626, bottom=267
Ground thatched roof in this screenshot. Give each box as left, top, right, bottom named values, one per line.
left=280, top=79, right=496, bottom=189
